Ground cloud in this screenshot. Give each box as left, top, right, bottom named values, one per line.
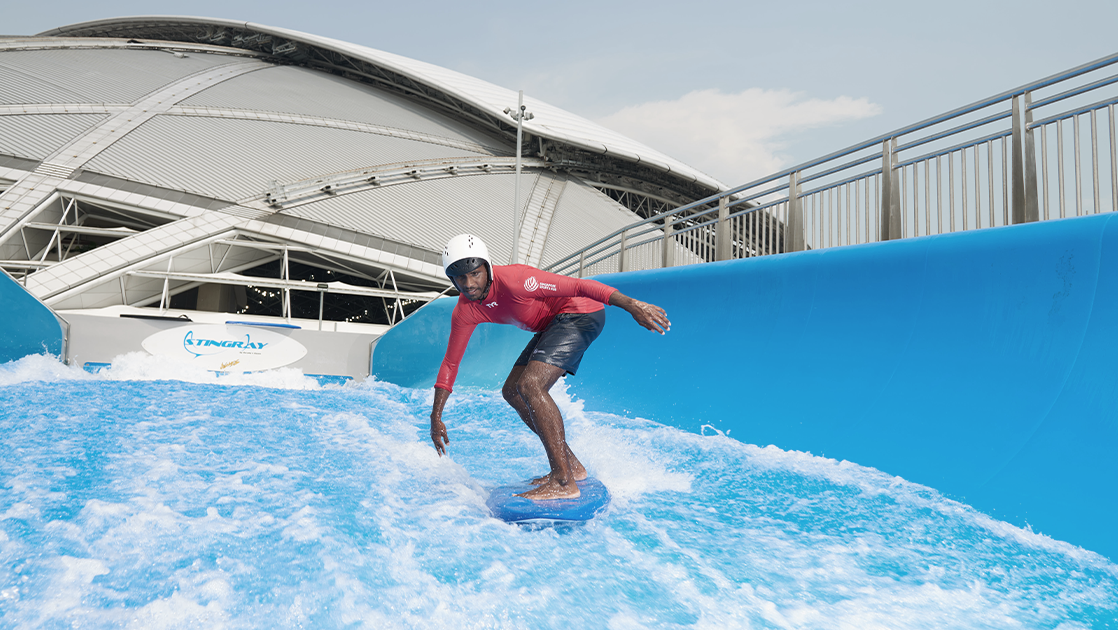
left=595, top=88, right=882, bottom=186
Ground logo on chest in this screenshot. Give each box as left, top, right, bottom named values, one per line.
left=524, top=276, right=557, bottom=292
left=485, top=301, right=499, bottom=308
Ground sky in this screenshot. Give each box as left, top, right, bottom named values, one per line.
left=6, top=0, right=1118, bottom=187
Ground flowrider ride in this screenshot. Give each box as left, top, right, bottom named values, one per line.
left=428, top=234, right=670, bottom=522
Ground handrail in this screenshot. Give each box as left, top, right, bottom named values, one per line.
left=547, top=50, right=1118, bottom=276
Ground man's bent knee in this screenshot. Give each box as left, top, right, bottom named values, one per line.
left=515, top=377, right=549, bottom=405
left=513, top=361, right=565, bottom=409
left=503, top=365, right=528, bottom=406
left=502, top=381, right=521, bottom=405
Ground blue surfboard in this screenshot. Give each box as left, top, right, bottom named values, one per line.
left=487, top=477, right=610, bottom=524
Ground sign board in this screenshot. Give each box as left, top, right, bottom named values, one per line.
left=141, top=324, right=307, bottom=373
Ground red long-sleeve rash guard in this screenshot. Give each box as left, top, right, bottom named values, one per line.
left=435, top=264, right=617, bottom=393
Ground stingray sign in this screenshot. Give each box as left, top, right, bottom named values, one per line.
left=141, top=324, right=308, bottom=373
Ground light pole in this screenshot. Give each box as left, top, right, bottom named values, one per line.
left=504, top=91, right=533, bottom=265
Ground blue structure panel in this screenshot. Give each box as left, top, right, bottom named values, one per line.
left=569, top=214, right=1116, bottom=560
left=0, top=271, right=64, bottom=363
left=371, top=214, right=1118, bottom=560
left=370, top=296, right=533, bottom=390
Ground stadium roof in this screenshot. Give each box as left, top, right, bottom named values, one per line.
left=0, top=17, right=723, bottom=322
left=38, top=16, right=724, bottom=199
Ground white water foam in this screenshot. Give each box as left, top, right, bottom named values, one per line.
left=0, top=352, right=326, bottom=389
left=1, top=357, right=1115, bottom=628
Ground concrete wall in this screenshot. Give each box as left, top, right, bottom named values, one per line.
left=372, top=213, right=1118, bottom=561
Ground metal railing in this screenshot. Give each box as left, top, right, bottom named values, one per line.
left=546, top=52, right=1118, bottom=277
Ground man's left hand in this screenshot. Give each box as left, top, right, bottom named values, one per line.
left=609, top=291, right=671, bottom=334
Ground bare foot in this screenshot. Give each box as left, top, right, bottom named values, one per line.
left=517, top=478, right=580, bottom=500
left=530, top=462, right=587, bottom=486
left=529, top=469, right=588, bottom=485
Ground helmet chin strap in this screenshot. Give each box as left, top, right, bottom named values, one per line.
left=478, top=262, right=491, bottom=299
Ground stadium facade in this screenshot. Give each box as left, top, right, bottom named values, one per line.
left=0, top=16, right=724, bottom=380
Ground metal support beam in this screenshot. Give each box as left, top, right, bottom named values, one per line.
left=317, top=283, right=327, bottom=331
left=505, top=91, right=534, bottom=265
left=618, top=230, right=628, bottom=273
left=128, top=270, right=437, bottom=300
left=282, top=246, right=290, bottom=321
left=716, top=196, right=731, bottom=261
left=388, top=269, right=403, bottom=325
left=662, top=220, right=675, bottom=268
left=159, top=256, right=172, bottom=314
left=786, top=171, right=805, bottom=252
left=512, top=92, right=524, bottom=265
left=1011, top=93, right=1040, bottom=223
left=879, top=139, right=902, bottom=241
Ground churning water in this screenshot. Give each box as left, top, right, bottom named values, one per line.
left=1, top=353, right=1115, bottom=629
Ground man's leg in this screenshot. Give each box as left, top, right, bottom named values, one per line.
left=502, top=365, right=536, bottom=433
left=502, top=364, right=586, bottom=485
left=512, top=360, right=583, bottom=499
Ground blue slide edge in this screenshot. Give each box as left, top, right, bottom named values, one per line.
left=372, top=214, right=1117, bottom=560
left=0, top=270, right=64, bottom=363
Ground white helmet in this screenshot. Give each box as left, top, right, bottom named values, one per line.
left=442, top=233, right=491, bottom=278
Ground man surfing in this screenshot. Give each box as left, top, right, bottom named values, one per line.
left=429, top=233, right=670, bottom=500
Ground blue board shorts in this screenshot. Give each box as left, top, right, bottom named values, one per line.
left=514, top=309, right=606, bottom=375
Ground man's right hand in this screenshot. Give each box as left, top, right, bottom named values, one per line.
left=430, top=387, right=451, bottom=456
left=430, top=416, right=449, bottom=456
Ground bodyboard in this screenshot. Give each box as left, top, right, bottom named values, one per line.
left=487, top=477, right=610, bottom=524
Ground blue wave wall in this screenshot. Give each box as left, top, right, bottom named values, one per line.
left=376, top=214, right=1118, bottom=560
left=0, top=270, right=64, bottom=363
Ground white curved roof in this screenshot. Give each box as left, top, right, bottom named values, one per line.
left=40, top=16, right=725, bottom=193
left=0, top=25, right=671, bottom=319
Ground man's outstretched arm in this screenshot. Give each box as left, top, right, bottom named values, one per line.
left=430, top=387, right=451, bottom=456
left=608, top=291, right=671, bottom=334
